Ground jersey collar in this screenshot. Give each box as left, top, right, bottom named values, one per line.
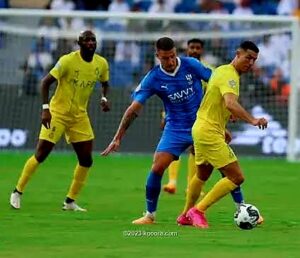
left=159, top=57, right=181, bottom=77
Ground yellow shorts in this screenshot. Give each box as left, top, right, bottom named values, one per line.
left=193, top=140, right=237, bottom=169
left=39, top=115, right=94, bottom=144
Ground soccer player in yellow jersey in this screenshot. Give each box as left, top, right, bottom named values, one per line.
left=185, top=41, right=268, bottom=228
left=10, top=30, right=110, bottom=211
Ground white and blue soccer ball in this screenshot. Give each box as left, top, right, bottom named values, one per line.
left=234, top=203, right=260, bottom=230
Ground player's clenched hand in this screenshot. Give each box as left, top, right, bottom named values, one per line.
left=100, top=97, right=110, bottom=112
left=101, top=139, right=120, bottom=156
left=225, top=129, right=232, bottom=143
left=252, top=117, right=268, bottom=130
left=41, top=109, right=51, bottom=129
left=229, top=114, right=238, bottom=123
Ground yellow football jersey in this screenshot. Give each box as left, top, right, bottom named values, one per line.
left=49, top=50, right=109, bottom=117
left=194, top=64, right=240, bottom=144
left=200, top=59, right=214, bottom=92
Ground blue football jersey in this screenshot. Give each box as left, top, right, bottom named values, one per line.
left=132, top=57, right=212, bottom=130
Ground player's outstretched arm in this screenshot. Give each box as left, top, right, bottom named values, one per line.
left=41, top=74, right=56, bottom=129
left=224, top=93, right=268, bottom=130
left=101, top=101, right=143, bottom=156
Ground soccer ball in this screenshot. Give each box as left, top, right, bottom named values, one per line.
left=234, top=203, right=260, bottom=230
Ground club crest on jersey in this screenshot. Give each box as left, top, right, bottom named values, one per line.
left=185, top=74, right=193, bottom=85
left=228, top=79, right=236, bottom=88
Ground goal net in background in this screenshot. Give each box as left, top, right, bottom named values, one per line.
left=0, top=9, right=299, bottom=161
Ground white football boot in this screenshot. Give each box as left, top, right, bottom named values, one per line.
left=10, top=192, right=21, bottom=209
left=62, top=201, right=87, bottom=212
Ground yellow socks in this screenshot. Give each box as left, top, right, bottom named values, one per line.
left=167, top=159, right=180, bottom=186
left=16, top=155, right=39, bottom=193
left=196, top=177, right=237, bottom=212
left=183, top=175, right=205, bottom=214
left=66, top=164, right=89, bottom=200
left=187, top=153, right=197, bottom=186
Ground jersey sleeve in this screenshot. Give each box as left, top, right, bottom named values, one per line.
left=49, top=55, right=68, bottom=79
left=218, top=70, right=239, bottom=96
left=99, top=57, right=109, bottom=82
left=189, top=58, right=212, bottom=82
left=131, top=72, right=155, bottom=104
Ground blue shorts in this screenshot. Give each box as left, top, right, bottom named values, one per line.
left=156, top=129, right=193, bottom=159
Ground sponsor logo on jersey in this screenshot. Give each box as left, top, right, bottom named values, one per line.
left=168, top=86, right=195, bottom=103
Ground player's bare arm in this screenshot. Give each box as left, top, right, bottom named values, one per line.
left=41, top=74, right=56, bottom=129
left=100, top=81, right=110, bottom=112
left=224, top=93, right=268, bottom=129
left=101, top=101, right=143, bottom=156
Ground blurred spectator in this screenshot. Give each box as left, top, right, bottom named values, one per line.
left=193, top=0, right=214, bottom=13
left=50, top=0, right=85, bottom=32
left=269, top=68, right=290, bottom=104
left=132, top=1, right=153, bottom=11
left=75, top=0, right=104, bottom=10
left=50, top=0, right=75, bottom=10
left=232, top=0, right=253, bottom=16
left=148, top=0, right=178, bottom=13
left=52, top=38, right=76, bottom=61
left=277, top=0, right=298, bottom=15
left=175, top=0, right=196, bottom=13
left=0, top=0, right=9, bottom=8
left=37, top=17, right=60, bottom=52
left=112, top=40, right=141, bottom=87
left=293, top=0, right=300, bottom=17
left=105, top=0, right=130, bottom=31
left=22, top=37, right=53, bottom=95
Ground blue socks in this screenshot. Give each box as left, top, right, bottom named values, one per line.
left=145, top=172, right=162, bottom=213
left=230, top=186, right=244, bottom=204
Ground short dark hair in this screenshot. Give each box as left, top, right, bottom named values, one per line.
left=187, top=38, right=204, bottom=47
left=239, top=41, right=259, bottom=53
left=156, top=37, right=175, bottom=51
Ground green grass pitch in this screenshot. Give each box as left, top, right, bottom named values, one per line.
left=0, top=152, right=300, bottom=258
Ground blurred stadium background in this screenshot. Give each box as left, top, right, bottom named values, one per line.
left=1, top=1, right=300, bottom=257
left=0, top=0, right=300, bottom=159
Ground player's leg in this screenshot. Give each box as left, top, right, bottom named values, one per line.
left=132, top=129, right=190, bottom=224
left=187, top=147, right=196, bottom=186
left=10, top=118, right=63, bottom=209
left=177, top=163, right=213, bottom=226
left=219, top=172, right=244, bottom=207
left=163, top=158, right=181, bottom=194
left=63, top=140, right=93, bottom=212
left=197, top=161, right=243, bottom=211
left=63, top=115, right=94, bottom=211
left=219, top=172, right=264, bottom=224
left=186, top=146, right=205, bottom=197
left=187, top=143, right=240, bottom=228
left=132, top=151, right=175, bottom=224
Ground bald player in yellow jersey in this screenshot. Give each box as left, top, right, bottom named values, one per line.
left=183, top=41, right=268, bottom=228
left=10, top=30, right=110, bottom=211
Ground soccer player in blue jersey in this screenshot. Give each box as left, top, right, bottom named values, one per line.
left=101, top=37, right=211, bottom=224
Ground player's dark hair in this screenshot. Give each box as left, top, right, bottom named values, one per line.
left=239, top=41, right=259, bottom=53
left=156, top=37, right=175, bottom=51
left=187, top=38, right=204, bottom=47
